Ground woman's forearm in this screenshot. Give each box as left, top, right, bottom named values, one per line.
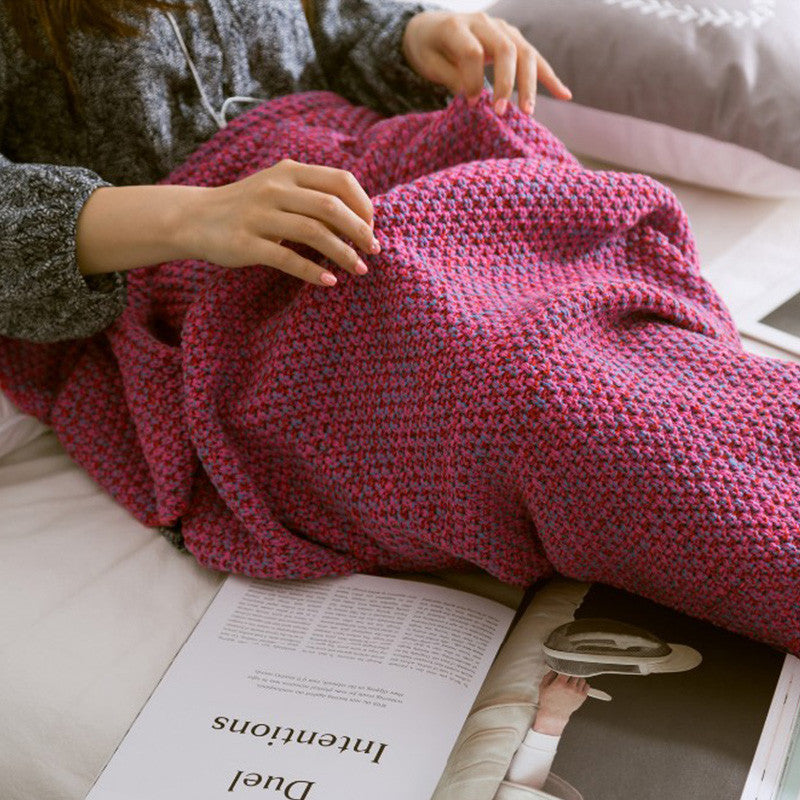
left=75, top=161, right=379, bottom=286
left=76, top=184, right=208, bottom=275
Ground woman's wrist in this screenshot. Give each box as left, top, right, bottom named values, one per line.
left=170, top=185, right=214, bottom=263
left=76, top=183, right=212, bottom=275
left=532, top=709, right=570, bottom=737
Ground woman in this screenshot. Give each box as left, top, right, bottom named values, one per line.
left=0, top=0, right=571, bottom=342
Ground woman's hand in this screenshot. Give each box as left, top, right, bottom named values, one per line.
left=183, top=159, right=380, bottom=287
left=401, top=11, right=572, bottom=116
left=77, top=161, right=378, bottom=286
left=531, top=670, right=590, bottom=736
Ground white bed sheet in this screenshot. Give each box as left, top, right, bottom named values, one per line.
left=0, top=432, right=223, bottom=800
left=1, top=171, right=798, bottom=800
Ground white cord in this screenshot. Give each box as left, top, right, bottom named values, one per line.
left=219, top=95, right=265, bottom=124
left=165, top=11, right=263, bottom=130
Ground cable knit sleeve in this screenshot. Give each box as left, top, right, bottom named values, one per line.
left=0, top=48, right=126, bottom=343
left=307, top=0, right=453, bottom=115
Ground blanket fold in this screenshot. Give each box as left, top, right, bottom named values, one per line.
left=1, top=90, right=798, bottom=653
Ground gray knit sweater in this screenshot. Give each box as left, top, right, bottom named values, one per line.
left=0, top=0, right=451, bottom=343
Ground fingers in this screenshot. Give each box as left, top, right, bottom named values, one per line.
left=501, top=22, right=572, bottom=114
left=534, top=50, right=573, bottom=104
left=414, top=49, right=463, bottom=98
left=291, top=161, right=375, bottom=230
left=545, top=672, right=590, bottom=696
left=511, top=30, right=538, bottom=116
left=439, top=13, right=572, bottom=115
left=467, top=14, right=517, bottom=114
left=566, top=675, right=588, bottom=691
left=540, top=670, right=558, bottom=687
left=440, top=17, right=487, bottom=102
left=266, top=210, right=370, bottom=279
left=244, top=237, right=341, bottom=287
left=280, top=187, right=378, bottom=257
left=268, top=160, right=380, bottom=286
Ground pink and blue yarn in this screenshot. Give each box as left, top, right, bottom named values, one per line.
left=1, top=90, right=798, bottom=654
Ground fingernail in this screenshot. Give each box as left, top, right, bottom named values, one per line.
left=495, top=98, right=508, bottom=116
left=370, top=238, right=381, bottom=254
left=321, top=272, right=337, bottom=286
left=355, top=259, right=368, bottom=275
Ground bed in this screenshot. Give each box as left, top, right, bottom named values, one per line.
left=2, top=1, right=799, bottom=798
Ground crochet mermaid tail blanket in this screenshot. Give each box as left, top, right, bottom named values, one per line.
left=1, top=90, right=798, bottom=654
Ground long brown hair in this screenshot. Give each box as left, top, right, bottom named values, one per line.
left=6, top=0, right=190, bottom=114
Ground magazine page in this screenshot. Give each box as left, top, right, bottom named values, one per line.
left=502, top=583, right=800, bottom=800
left=85, top=573, right=515, bottom=800
left=773, top=715, right=800, bottom=800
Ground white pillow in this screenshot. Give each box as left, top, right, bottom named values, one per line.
left=489, top=0, right=800, bottom=198
left=0, top=390, right=49, bottom=459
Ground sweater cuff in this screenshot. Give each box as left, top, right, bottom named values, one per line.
left=68, top=178, right=127, bottom=303
left=522, top=728, right=561, bottom=752
left=41, top=173, right=127, bottom=342
left=0, top=163, right=127, bottom=343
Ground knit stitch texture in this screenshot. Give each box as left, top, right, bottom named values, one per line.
left=1, top=90, right=798, bottom=654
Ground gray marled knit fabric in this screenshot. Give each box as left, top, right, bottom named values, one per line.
left=0, top=0, right=451, bottom=343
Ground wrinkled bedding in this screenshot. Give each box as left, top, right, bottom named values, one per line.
left=0, top=89, right=798, bottom=654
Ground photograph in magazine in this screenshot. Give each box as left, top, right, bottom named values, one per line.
left=502, top=584, right=800, bottom=800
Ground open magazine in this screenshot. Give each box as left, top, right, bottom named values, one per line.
left=82, top=569, right=800, bottom=800
left=84, top=572, right=516, bottom=800
left=510, top=583, right=800, bottom=800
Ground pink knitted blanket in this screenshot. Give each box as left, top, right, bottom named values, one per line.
left=1, top=90, right=798, bottom=654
